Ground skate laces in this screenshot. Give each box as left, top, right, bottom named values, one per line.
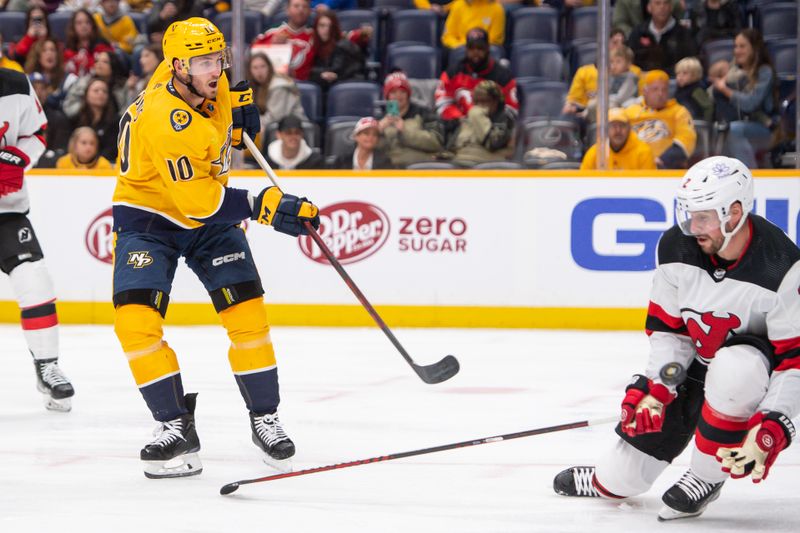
left=253, top=413, right=289, bottom=446
left=675, top=470, right=717, bottom=502
left=573, top=467, right=599, bottom=496
left=40, top=362, right=69, bottom=387
left=148, top=419, right=186, bottom=448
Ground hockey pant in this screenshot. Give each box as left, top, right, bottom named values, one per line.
left=594, top=336, right=772, bottom=497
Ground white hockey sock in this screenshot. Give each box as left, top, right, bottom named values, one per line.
left=9, top=260, right=59, bottom=359
left=689, top=446, right=728, bottom=484
left=595, top=439, right=670, bottom=497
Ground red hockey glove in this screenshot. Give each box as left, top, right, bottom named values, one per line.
left=717, top=411, right=795, bottom=483
left=620, top=374, right=675, bottom=437
left=0, top=147, right=29, bottom=197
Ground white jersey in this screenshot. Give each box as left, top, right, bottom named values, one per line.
left=645, top=214, right=800, bottom=418
left=0, top=68, right=47, bottom=215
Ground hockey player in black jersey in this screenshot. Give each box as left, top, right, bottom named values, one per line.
left=554, top=156, right=800, bottom=520
left=0, top=68, right=74, bottom=411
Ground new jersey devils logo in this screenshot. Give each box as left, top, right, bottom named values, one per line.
left=0, top=121, right=9, bottom=145
left=683, top=309, right=742, bottom=362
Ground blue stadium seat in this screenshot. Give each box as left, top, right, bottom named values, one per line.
left=447, top=45, right=505, bottom=68
left=567, top=6, right=599, bottom=45
left=338, top=10, right=380, bottom=62
left=388, top=9, right=438, bottom=46
left=386, top=44, right=440, bottom=79
left=296, top=81, right=323, bottom=124
left=702, top=39, right=734, bottom=68
left=516, top=80, right=568, bottom=121
left=569, top=41, right=597, bottom=77
left=372, top=0, right=414, bottom=12
left=510, top=7, right=558, bottom=44
left=768, top=39, right=797, bottom=76
left=324, top=119, right=358, bottom=164
left=520, top=119, right=583, bottom=167
left=0, top=12, right=27, bottom=42
left=326, top=81, right=382, bottom=123
left=757, top=2, right=798, bottom=41
left=48, top=10, right=73, bottom=43
left=510, top=43, right=564, bottom=81
left=213, top=11, right=263, bottom=43
left=129, top=12, right=148, bottom=35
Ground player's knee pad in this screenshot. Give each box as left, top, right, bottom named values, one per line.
left=114, top=304, right=179, bottom=386
left=219, top=297, right=276, bottom=374
left=8, top=259, right=55, bottom=308
left=705, top=343, right=769, bottom=417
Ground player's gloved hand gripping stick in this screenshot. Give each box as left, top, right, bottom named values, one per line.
left=242, top=133, right=460, bottom=385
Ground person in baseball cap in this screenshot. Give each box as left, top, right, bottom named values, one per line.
left=580, top=108, right=656, bottom=170
left=263, top=115, right=324, bottom=170
left=331, top=116, right=392, bottom=169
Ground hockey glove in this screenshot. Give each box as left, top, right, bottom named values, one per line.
left=716, top=411, right=795, bottom=483
left=230, top=81, right=261, bottom=150
left=0, top=147, right=29, bottom=197
left=620, top=374, right=675, bottom=437
left=252, top=186, right=320, bottom=237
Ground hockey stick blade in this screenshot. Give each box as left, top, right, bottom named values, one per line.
left=414, top=355, right=460, bottom=384
left=220, top=415, right=617, bottom=495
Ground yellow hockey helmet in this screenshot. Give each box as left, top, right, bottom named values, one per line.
left=162, top=17, right=230, bottom=76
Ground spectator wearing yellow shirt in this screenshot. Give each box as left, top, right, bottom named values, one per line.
left=441, top=0, right=505, bottom=50
left=94, top=0, right=140, bottom=54
left=581, top=108, right=656, bottom=170
left=56, top=127, right=114, bottom=170
left=624, top=70, right=696, bottom=169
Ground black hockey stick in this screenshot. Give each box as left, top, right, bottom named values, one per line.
left=220, top=415, right=618, bottom=495
left=243, top=133, right=459, bottom=385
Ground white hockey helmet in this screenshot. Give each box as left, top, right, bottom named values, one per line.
left=675, top=156, right=754, bottom=252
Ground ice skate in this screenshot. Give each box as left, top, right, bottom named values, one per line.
left=250, top=411, right=295, bottom=473
left=141, top=393, right=202, bottom=479
left=33, top=358, right=74, bottom=412
left=553, top=466, right=601, bottom=497
left=658, top=469, right=724, bottom=521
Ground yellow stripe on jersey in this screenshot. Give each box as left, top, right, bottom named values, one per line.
left=219, top=297, right=277, bottom=374
left=114, top=304, right=181, bottom=386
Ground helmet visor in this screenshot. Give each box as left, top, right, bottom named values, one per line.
left=187, top=48, right=231, bottom=75
left=676, top=206, right=722, bottom=236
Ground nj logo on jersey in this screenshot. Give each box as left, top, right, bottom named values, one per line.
left=127, top=251, right=154, bottom=268
left=170, top=109, right=192, bottom=132
left=682, top=309, right=741, bottom=363
left=18, top=227, right=32, bottom=243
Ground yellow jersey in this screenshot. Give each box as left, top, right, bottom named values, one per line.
left=580, top=131, right=657, bottom=170
left=624, top=98, right=696, bottom=158
left=112, top=61, right=249, bottom=231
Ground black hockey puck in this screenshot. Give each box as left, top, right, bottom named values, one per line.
left=659, top=362, right=687, bottom=386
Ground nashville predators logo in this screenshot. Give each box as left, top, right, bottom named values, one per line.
left=127, top=251, right=154, bottom=268
left=632, top=119, right=670, bottom=144
left=170, top=109, right=192, bottom=132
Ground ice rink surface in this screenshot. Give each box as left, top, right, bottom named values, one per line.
left=1, top=324, right=798, bottom=532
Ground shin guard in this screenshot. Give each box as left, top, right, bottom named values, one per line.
left=9, top=260, right=59, bottom=359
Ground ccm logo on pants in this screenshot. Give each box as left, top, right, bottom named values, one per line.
left=212, top=252, right=246, bottom=267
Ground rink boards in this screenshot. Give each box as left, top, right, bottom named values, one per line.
left=0, top=169, right=797, bottom=329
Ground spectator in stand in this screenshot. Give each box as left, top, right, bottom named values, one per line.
left=3, top=1, right=60, bottom=13
left=674, top=57, right=713, bottom=122
left=311, top=0, right=355, bottom=10
left=415, top=0, right=452, bottom=14
left=613, top=0, right=683, bottom=37
left=245, top=0, right=288, bottom=18
left=128, top=0, right=154, bottom=12
left=263, top=115, right=324, bottom=170
left=70, top=77, right=120, bottom=162
left=378, top=71, right=445, bottom=167
left=435, top=27, right=518, bottom=135
left=625, top=69, right=696, bottom=169
left=712, top=29, right=778, bottom=168
left=29, top=71, right=71, bottom=164
left=126, top=43, right=163, bottom=95
left=441, top=0, right=505, bottom=50
left=252, top=0, right=315, bottom=81
left=691, top=0, right=742, bottom=47
left=64, top=9, right=115, bottom=77
left=448, top=80, right=515, bottom=165
left=627, top=0, right=697, bottom=76
left=63, top=49, right=130, bottom=119
left=147, top=1, right=204, bottom=44
left=579, top=46, right=639, bottom=123
left=706, top=58, right=729, bottom=97
left=310, top=11, right=369, bottom=92
left=0, top=32, right=24, bottom=72
left=247, top=52, right=308, bottom=129
left=24, top=37, right=79, bottom=111
left=94, top=0, right=140, bottom=55
left=56, top=127, right=114, bottom=170
left=11, top=7, right=50, bottom=65
left=332, top=117, right=393, bottom=170
left=580, top=107, right=656, bottom=170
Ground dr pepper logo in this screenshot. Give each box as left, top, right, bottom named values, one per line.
left=299, top=201, right=389, bottom=264
left=86, top=208, right=114, bottom=264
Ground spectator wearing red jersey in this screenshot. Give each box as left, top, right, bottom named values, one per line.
left=63, top=9, right=114, bottom=77
left=252, top=0, right=316, bottom=81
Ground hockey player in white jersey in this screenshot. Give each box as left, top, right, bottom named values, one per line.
left=554, top=156, right=800, bottom=520
left=0, top=68, right=74, bottom=411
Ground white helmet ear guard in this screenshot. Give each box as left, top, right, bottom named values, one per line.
left=675, top=156, right=753, bottom=253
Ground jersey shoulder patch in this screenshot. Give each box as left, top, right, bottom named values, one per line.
left=170, top=108, right=192, bottom=132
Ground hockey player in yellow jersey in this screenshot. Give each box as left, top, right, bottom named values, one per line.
left=112, top=17, right=320, bottom=479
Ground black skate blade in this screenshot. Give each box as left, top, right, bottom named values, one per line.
left=413, top=355, right=460, bottom=384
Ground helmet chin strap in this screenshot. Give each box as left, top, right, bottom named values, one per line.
left=175, top=67, right=204, bottom=100
left=718, top=213, right=747, bottom=254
